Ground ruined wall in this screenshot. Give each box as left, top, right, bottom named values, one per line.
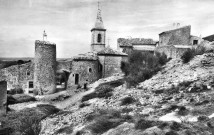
left=67, top=60, right=101, bottom=88
left=0, top=81, right=7, bottom=116
left=0, top=62, right=34, bottom=93
left=34, top=40, right=56, bottom=94
left=99, top=55, right=128, bottom=78
left=159, top=26, right=191, bottom=46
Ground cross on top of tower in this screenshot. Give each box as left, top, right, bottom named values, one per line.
left=43, top=30, right=47, bottom=41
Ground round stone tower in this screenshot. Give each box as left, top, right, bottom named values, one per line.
left=34, top=40, right=56, bottom=94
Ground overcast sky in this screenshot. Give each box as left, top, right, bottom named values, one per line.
left=0, top=0, right=214, bottom=58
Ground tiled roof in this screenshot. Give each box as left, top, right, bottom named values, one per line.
left=97, top=47, right=127, bottom=56
left=73, top=52, right=98, bottom=61
left=118, top=38, right=157, bottom=47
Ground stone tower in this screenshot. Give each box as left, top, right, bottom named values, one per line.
left=91, top=2, right=106, bottom=52
left=34, top=37, right=56, bottom=94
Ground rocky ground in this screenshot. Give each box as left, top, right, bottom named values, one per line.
left=39, top=52, right=214, bottom=135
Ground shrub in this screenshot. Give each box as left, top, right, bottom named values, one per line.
left=79, top=102, right=90, bottom=108
left=120, top=96, right=135, bottom=106
left=121, top=51, right=168, bottom=87
left=85, top=109, right=124, bottom=134
left=81, top=85, right=113, bottom=102
left=19, top=115, right=42, bottom=135
left=54, top=125, right=73, bottom=134
left=1, top=104, right=60, bottom=134
left=177, top=106, right=189, bottom=116
left=165, top=130, right=179, bottom=135
left=181, top=49, right=195, bottom=63
left=9, top=88, right=23, bottom=95
left=170, top=122, right=181, bottom=131
left=81, top=93, right=97, bottom=102
left=181, top=46, right=207, bottom=63
left=12, top=94, right=36, bottom=104
left=135, top=118, right=154, bottom=130
left=198, top=115, right=209, bottom=122
left=95, top=85, right=113, bottom=98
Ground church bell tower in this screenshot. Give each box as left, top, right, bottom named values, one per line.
left=91, top=2, right=106, bottom=52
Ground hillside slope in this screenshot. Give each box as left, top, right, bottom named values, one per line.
left=40, top=53, right=214, bottom=135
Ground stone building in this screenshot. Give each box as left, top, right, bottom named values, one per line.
left=117, top=38, right=157, bottom=55
left=156, top=25, right=203, bottom=58
left=97, top=47, right=127, bottom=78
left=67, top=53, right=101, bottom=88
left=0, top=62, right=34, bottom=93
left=34, top=40, right=57, bottom=94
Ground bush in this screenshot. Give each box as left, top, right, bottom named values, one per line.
left=54, top=125, right=73, bottom=134
left=85, top=109, right=123, bottom=134
left=81, top=85, right=113, bottom=102
left=1, top=104, right=59, bottom=134
left=135, top=118, right=154, bottom=130
left=181, top=46, right=207, bottom=63
left=170, top=122, right=181, bottom=131
left=121, top=51, right=168, bottom=87
left=9, top=88, right=23, bottom=95
left=11, top=94, right=36, bottom=104
left=120, top=96, right=135, bottom=106
left=79, top=102, right=90, bottom=108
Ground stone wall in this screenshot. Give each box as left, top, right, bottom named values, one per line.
left=99, top=55, right=128, bottom=78
left=67, top=60, right=101, bottom=88
left=34, top=40, right=56, bottom=94
left=159, top=26, right=191, bottom=46
left=0, top=62, right=34, bottom=93
left=0, top=81, right=7, bottom=116
left=57, top=60, right=72, bottom=72
left=156, top=45, right=191, bottom=59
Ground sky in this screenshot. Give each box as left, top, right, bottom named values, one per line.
left=0, top=0, right=214, bottom=58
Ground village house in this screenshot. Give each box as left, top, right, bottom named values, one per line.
left=117, top=38, right=158, bottom=55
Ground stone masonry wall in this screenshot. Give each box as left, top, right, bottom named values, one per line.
left=67, top=60, right=101, bottom=88
left=99, top=56, right=127, bottom=78
left=0, top=62, right=34, bottom=93
left=34, top=40, right=56, bottom=94
left=156, top=46, right=190, bottom=59
left=159, top=26, right=191, bottom=46
left=0, top=81, right=7, bottom=116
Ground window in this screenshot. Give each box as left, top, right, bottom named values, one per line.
left=29, top=81, right=33, bottom=88
left=97, top=34, right=101, bottom=43
left=193, top=40, right=198, bottom=45
left=26, top=71, right=30, bottom=76
left=88, top=68, right=92, bottom=73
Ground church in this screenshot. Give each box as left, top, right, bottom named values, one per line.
left=0, top=3, right=127, bottom=94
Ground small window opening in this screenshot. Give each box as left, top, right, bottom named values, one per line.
left=89, top=68, right=92, bottom=73
left=27, top=71, right=30, bottom=76
left=193, top=40, right=198, bottom=45
left=97, top=34, right=101, bottom=43
left=29, top=81, right=33, bottom=88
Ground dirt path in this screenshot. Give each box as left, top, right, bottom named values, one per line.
left=54, top=88, right=95, bottom=109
